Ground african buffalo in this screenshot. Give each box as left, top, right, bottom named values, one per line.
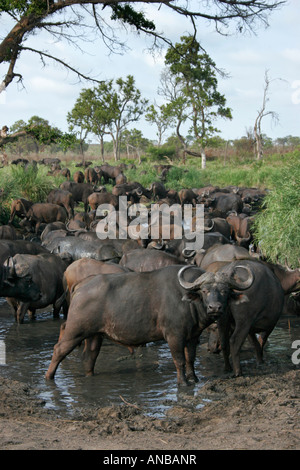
left=0, top=225, right=18, bottom=240
left=60, top=182, right=99, bottom=212
left=73, top=171, right=84, bottom=183
left=0, top=262, right=41, bottom=302
left=0, top=239, right=49, bottom=264
left=25, top=203, right=68, bottom=233
left=40, top=222, right=67, bottom=241
left=178, top=260, right=284, bottom=376
left=99, top=164, right=122, bottom=184
left=84, top=167, right=98, bottom=184
left=5, top=252, right=70, bottom=323
left=119, top=248, right=183, bottom=272
left=8, top=198, right=33, bottom=223
left=87, top=192, right=119, bottom=216
left=178, top=189, right=198, bottom=207
left=45, top=265, right=222, bottom=385
left=206, top=193, right=243, bottom=218
left=43, top=236, right=122, bottom=263
left=193, top=243, right=252, bottom=269
left=46, top=189, right=74, bottom=218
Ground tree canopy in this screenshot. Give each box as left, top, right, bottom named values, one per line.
left=0, top=0, right=285, bottom=92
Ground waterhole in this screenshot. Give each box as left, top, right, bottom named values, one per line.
left=0, top=298, right=299, bottom=418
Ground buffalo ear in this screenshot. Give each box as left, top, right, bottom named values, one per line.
left=230, top=291, right=250, bottom=304
left=181, top=292, right=199, bottom=303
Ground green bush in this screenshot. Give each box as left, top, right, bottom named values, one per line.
left=252, top=154, right=300, bottom=268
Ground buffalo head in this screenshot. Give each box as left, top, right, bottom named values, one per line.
left=178, top=264, right=254, bottom=318
left=1, top=257, right=41, bottom=302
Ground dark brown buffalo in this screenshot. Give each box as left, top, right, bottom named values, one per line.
left=45, top=264, right=223, bottom=385
left=206, top=193, right=243, bottom=218
left=178, top=189, right=198, bottom=207
left=8, top=198, right=33, bottom=223
left=60, top=168, right=71, bottom=180
left=99, top=164, right=122, bottom=184
left=84, top=167, right=98, bottom=184
left=178, top=261, right=284, bottom=376
left=87, top=192, right=119, bottom=216
left=149, top=182, right=168, bottom=200
left=203, top=217, right=232, bottom=240
left=0, top=262, right=41, bottom=302
left=60, top=182, right=98, bottom=212
left=46, top=189, right=74, bottom=218
left=119, top=248, right=182, bottom=272
left=193, top=243, right=252, bottom=269
left=0, top=225, right=18, bottom=240
left=25, top=203, right=68, bottom=233
left=40, top=222, right=67, bottom=241
left=115, top=173, right=127, bottom=185
left=5, top=252, right=70, bottom=323
left=0, top=239, right=48, bottom=264
left=39, top=157, right=61, bottom=166
left=73, top=170, right=84, bottom=183
left=226, top=213, right=254, bottom=247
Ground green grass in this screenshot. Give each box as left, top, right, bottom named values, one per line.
left=252, top=154, right=300, bottom=268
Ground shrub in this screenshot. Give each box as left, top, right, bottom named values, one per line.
left=252, top=154, right=300, bottom=268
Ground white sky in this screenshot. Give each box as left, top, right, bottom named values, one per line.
left=1, top=0, right=299, bottom=144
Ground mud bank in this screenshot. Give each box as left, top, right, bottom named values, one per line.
left=0, top=362, right=299, bottom=450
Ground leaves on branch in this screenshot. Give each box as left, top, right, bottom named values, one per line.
left=110, top=4, right=155, bottom=31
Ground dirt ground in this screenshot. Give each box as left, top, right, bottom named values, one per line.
left=0, top=359, right=299, bottom=451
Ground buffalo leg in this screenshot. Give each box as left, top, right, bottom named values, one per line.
left=167, top=336, right=188, bottom=386
left=82, top=334, right=103, bottom=376
left=45, top=336, right=83, bottom=380
left=229, top=322, right=251, bottom=376
left=217, top=315, right=232, bottom=372
left=17, top=302, right=30, bottom=323
left=248, top=332, right=264, bottom=364
left=184, top=338, right=199, bottom=383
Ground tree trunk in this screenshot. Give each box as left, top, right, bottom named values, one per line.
left=201, top=148, right=206, bottom=169
left=254, top=118, right=263, bottom=160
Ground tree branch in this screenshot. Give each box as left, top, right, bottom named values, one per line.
left=20, top=46, right=104, bottom=85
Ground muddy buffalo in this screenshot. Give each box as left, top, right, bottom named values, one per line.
left=178, top=260, right=285, bottom=376
left=45, top=265, right=223, bottom=385
left=5, top=252, right=70, bottom=323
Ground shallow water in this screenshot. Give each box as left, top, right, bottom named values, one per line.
left=0, top=297, right=299, bottom=418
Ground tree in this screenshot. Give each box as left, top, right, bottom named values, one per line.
left=253, top=70, right=279, bottom=160
left=67, top=88, right=96, bottom=160
left=94, top=76, right=148, bottom=161
left=161, top=36, right=232, bottom=168
left=145, top=102, right=175, bottom=146
left=120, top=128, right=150, bottom=163
left=0, top=1, right=285, bottom=94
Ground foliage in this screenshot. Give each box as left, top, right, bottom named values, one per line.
left=252, top=153, right=300, bottom=268
left=0, top=164, right=55, bottom=208
left=110, top=4, right=155, bottom=31
left=68, top=76, right=148, bottom=161
left=161, top=36, right=232, bottom=165
left=146, top=143, right=178, bottom=161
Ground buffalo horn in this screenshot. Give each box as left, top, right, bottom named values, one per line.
left=227, top=265, right=254, bottom=290
left=177, top=265, right=214, bottom=291
left=182, top=248, right=196, bottom=258
left=204, top=219, right=214, bottom=232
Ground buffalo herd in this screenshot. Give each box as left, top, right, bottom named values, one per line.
left=0, top=160, right=299, bottom=386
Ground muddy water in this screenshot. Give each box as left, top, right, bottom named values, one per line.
left=0, top=298, right=299, bottom=418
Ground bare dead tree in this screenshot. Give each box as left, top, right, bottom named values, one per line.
left=254, top=70, right=280, bottom=160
